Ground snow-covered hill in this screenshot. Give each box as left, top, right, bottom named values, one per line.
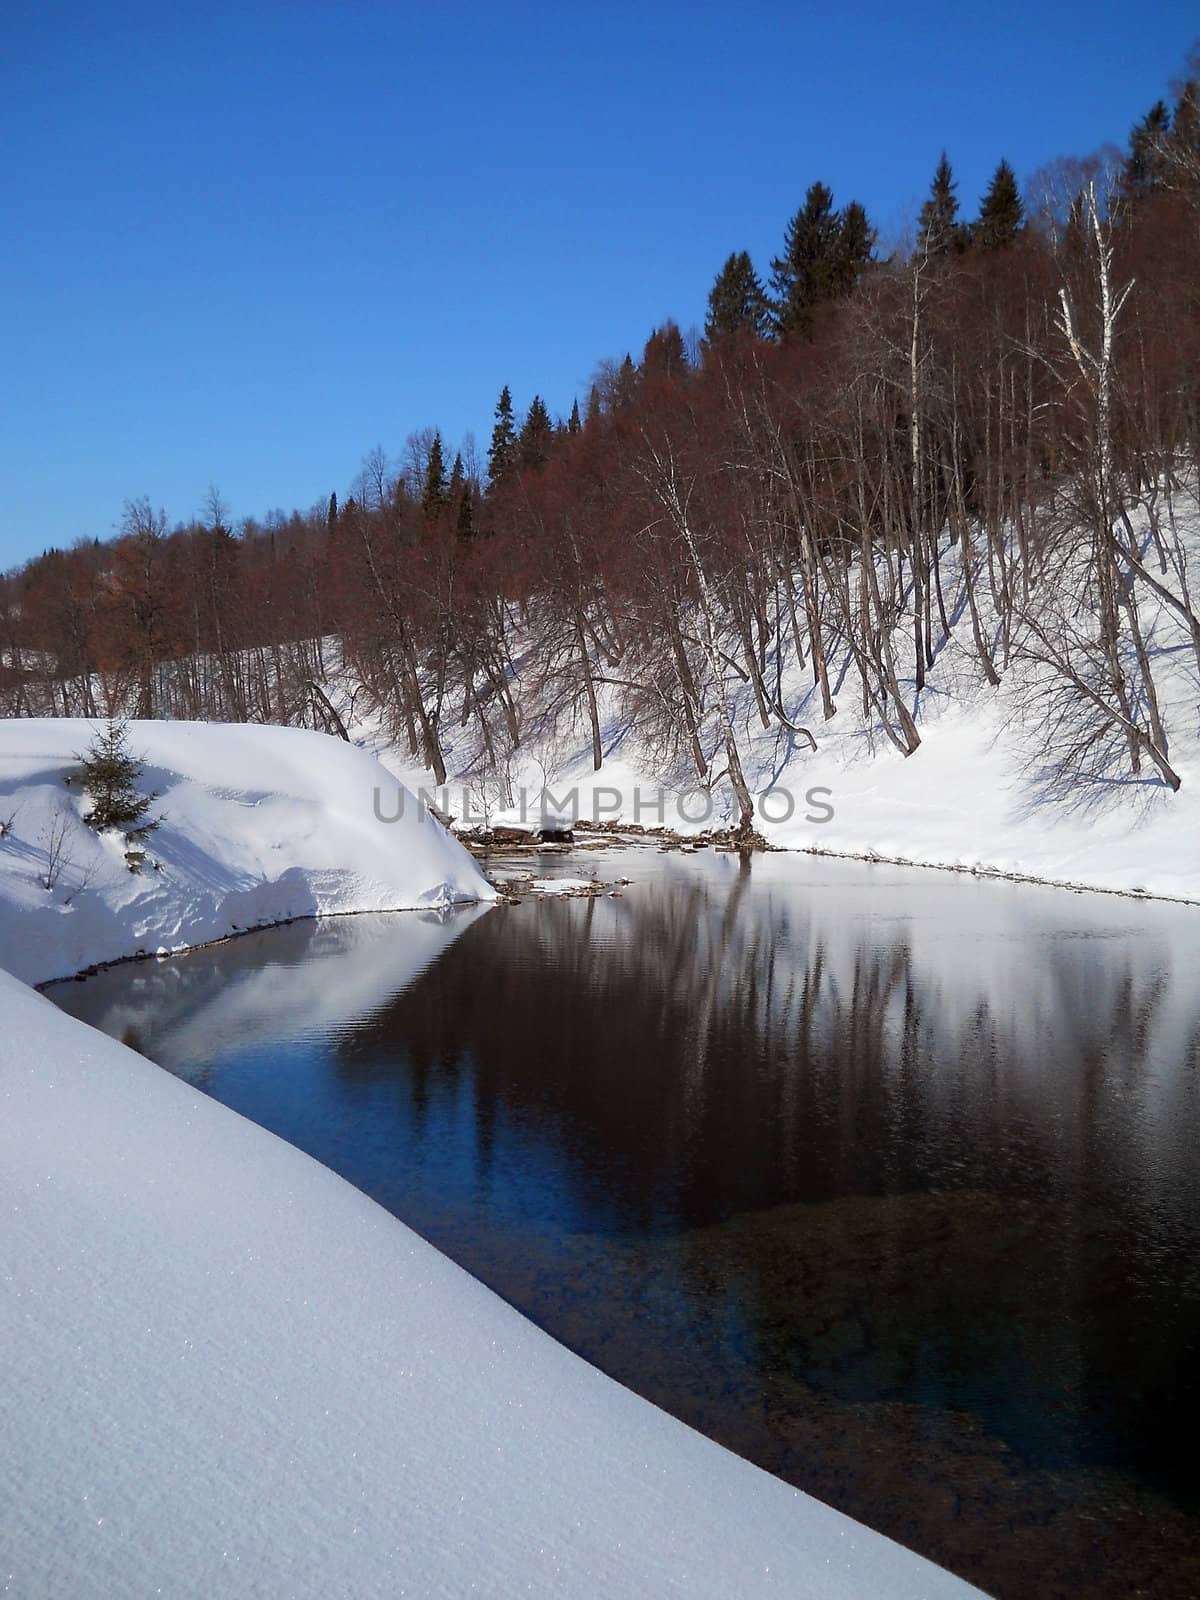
left=352, top=499, right=1200, bottom=905
left=0, top=718, right=494, bottom=985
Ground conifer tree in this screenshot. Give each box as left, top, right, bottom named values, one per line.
left=974, top=159, right=1023, bottom=248
left=613, top=354, right=639, bottom=408
left=421, top=432, right=448, bottom=517
left=704, top=251, right=770, bottom=342
left=326, top=491, right=338, bottom=529
left=518, top=396, right=553, bottom=470
left=641, top=320, right=688, bottom=379
left=918, top=152, right=964, bottom=257
left=1173, top=78, right=1200, bottom=161
left=75, top=719, right=160, bottom=836
left=831, top=202, right=876, bottom=295
left=456, top=487, right=475, bottom=540
left=448, top=452, right=465, bottom=500
left=771, top=182, right=841, bottom=337
left=585, top=385, right=602, bottom=426
left=1118, top=101, right=1172, bottom=212
left=567, top=398, right=582, bottom=435
left=487, top=386, right=518, bottom=486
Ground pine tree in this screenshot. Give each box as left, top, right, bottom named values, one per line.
left=770, top=182, right=843, bottom=337
left=1118, top=101, right=1172, bottom=213
left=326, top=491, right=338, bottom=530
left=421, top=432, right=448, bottom=517
left=831, top=202, right=876, bottom=295
left=585, top=385, right=602, bottom=426
left=487, top=386, right=518, bottom=486
left=567, top=398, right=582, bottom=435
left=918, top=152, right=963, bottom=257
left=456, top=487, right=475, bottom=540
left=613, top=354, right=639, bottom=408
left=518, top=396, right=553, bottom=470
left=974, top=159, right=1023, bottom=248
left=1173, top=79, right=1200, bottom=161
left=75, top=719, right=160, bottom=836
left=448, top=452, right=465, bottom=500
left=704, top=251, right=770, bottom=342
left=641, top=320, right=688, bottom=380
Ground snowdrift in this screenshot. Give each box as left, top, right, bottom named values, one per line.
left=0, top=718, right=494, bottom=985
left=0, top=970, right=980, bottom=1598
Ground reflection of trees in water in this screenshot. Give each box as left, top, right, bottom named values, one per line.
left=334, top=869, right=1198, bottom=1240
left=332, top=870, right=1200, bottom=1595
left=54, top=876, right=1200, bottom=1597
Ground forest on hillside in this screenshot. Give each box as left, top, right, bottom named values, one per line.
left=3, top=64, right=1200, bottom=829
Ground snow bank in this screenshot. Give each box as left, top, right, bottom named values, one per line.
left=363, top=612, right=1200, bottom=905
left=330, top=500, right=1200, bottom=904
left=0, top=970, right=980, bottom=1598
left=0, top=718, right=494, bottom=984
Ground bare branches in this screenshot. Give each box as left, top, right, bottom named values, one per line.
left=39, top=808, right=74, bottom=892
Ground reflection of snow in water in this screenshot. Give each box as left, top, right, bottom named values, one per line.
left=49, top=849, right=1200, bottom=1598
left=51, top=903, right=492, bottom=1077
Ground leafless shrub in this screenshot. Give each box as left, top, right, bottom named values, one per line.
left=40, top=808, right=75, bottom=892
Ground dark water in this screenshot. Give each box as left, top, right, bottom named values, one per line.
left=50, top=850, right=1200, bottom=1598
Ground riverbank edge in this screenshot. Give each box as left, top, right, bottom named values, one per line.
left=30, top=895, right=491, bottom=992
left=34, top=836, right=1200, bottom=992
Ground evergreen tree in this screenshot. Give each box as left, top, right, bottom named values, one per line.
left=487, top=386, right=518, bottom=486
left=771, top=182, right=842, bottom=337
left=1173, top=78, right=1200, bottom=161
left=448, top=452, right=465, bottom=500
left=421, top=432, right=448, bottom=517
left=567, top=398, right=582, bottom=435
left=1158, top=77, right=1200, bottom=200
left=1118, top=101, right=1172, bottom=212
left=326, top=491, right=338, bottom=530
left=974, top=159, right=1023, bottom=248
left=918, top=152, right=964, bottom=257
left=585, top=385, right=602, bottom=426
left=456, top=487, right=475, bottom=540
left=641, top=320, right=688, bottom=380
left=518, top=396, right=553, bottom=470
left=75, top=719, right=160, bottom=836
left=704, top=251, right=770, bottom=342
left=613, top=354, right=639, bottom=408
left=831, top=202, right=876, bottom=295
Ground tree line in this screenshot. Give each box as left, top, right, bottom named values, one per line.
left=4, top=58, right=1200, bottom=828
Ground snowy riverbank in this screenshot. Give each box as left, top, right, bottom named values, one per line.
left=358, top=573, right=1200, bottom=905
left=0, top=968, right=982, bottom=1598
left=0, top=718, right=494, bottom=985
left=0, top=716, right=983, bottom=1597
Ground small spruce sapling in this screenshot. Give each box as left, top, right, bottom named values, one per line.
left=75, top=719, right=162, bottom=838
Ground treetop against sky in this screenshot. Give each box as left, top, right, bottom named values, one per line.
left=1, top=0, right=1196, bottom=568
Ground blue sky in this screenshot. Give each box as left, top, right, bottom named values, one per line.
left=2, top=0, right=1196, bottom=568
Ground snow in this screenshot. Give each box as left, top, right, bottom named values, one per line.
left=524, top=875, right=597, bottom=894
left=0, top=718, right=495, bottom=985
left=0, top=968, right=981, bottom=1598
left=360, top=504, right=1200, bottom=906
left=0, top=717, right=983, bottom=1595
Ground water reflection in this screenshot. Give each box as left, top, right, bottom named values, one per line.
left=50, top=852, right=1200, bottom=1599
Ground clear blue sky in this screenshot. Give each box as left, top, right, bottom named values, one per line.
left=2, top=0, right=1195, bottom=568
